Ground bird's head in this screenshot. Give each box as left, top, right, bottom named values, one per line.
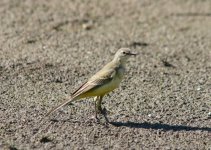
left=113, top=48, right=137, bottom=64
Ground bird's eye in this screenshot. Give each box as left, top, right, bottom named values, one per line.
left=123, top=52, right=126, bottom=54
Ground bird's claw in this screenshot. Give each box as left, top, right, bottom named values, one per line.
left=101, top=108, right=110, bottom=123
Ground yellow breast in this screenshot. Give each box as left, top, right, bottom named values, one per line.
left=81, top=76, right=122, bottom=97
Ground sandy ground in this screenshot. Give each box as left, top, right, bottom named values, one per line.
left=0, top=0, right=211, bottom=149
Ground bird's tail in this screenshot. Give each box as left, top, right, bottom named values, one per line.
left=45, top=96, right=77, bottom=117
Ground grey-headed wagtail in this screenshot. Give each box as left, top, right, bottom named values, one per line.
left=46, top=48, right=137, bottom=121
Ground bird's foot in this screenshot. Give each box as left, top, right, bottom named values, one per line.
left=88, top=115, right=109, bottom=126
left=100, top=108, right=110, bottom=123
left=88, top=115, right=101, bottom=124
left=100, top=108, right=113, bottom=115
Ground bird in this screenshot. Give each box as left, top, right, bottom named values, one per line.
left=46, top=48, right=137, bottom=121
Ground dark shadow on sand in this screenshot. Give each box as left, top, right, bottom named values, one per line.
left=109, top=121, right=211, bottom=132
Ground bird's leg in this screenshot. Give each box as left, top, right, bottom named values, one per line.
left=94, top=95, right=109, bottom=123
left=94, top=96, right=100, bottom=121
left=96, top=95, right=103, bottom=114
left=98, top=95, right=110, bottom=123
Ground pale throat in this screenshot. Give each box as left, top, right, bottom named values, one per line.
left=113, top=56, right=128, bottom=66
left=112, top=57, right=127, bottom=79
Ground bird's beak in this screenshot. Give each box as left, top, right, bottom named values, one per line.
left=128, top=51, right=137, bottom=55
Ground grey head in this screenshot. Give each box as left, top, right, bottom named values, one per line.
left=113, top=48, right=137, bottom=63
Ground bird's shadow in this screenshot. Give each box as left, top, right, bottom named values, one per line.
left=109, top=121, right=211, bottom=132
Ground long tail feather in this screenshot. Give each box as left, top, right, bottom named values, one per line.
left=45, top=97, right=76, bottom=117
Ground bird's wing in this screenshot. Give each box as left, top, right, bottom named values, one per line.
left=71, top=67, right=116, bottom=98
left=46, top=66, right=116, bottom=116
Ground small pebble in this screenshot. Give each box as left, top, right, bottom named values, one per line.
left=82, top=23, right=93, bottom=30
left=196, top=87, right=201, bottom=91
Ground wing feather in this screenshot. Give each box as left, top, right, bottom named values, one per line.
left=71, top=68, right=116, bottom=98
left=46, top=62, right=117, bottom=116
